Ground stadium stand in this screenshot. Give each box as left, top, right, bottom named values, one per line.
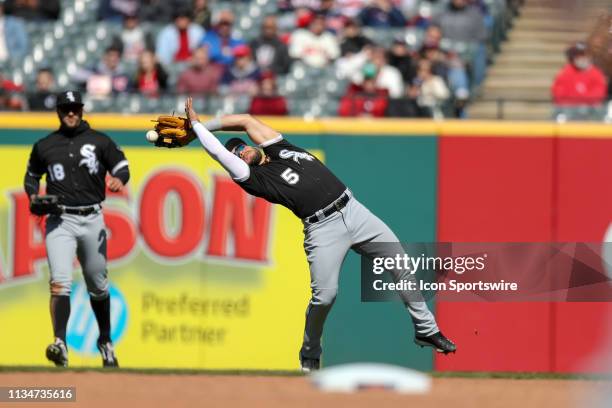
left=2, top=0, right=608, bottom=121
left=468, top=0, right=612, bottom=121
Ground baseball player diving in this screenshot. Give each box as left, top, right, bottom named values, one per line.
left=23, top=91, right=129, bottom=368
left=158, top=97, right=456, bottom=371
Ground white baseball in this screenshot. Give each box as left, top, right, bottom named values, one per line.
left=146, top=130, right=159, bottom=143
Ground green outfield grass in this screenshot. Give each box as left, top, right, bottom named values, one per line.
left=0, top=366, right=610, bottom=380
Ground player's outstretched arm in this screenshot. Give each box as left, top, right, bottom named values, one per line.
left=185, top=97, right=250, bottom=181
left=204, top=114, right=280, bottom=146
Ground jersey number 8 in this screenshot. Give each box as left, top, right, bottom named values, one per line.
left=281, top=168, right=299, bottom=185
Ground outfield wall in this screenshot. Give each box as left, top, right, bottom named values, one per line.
left=0, top=114, right=610, bottom=373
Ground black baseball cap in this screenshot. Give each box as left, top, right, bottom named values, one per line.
left=566, top=41, right=587, bottom=60
left=56, top=90, right=83, bottom=108
left=225, top=137, right=248, bottom=153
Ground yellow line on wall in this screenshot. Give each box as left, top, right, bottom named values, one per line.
left=0, top=113, right=610, bottom=138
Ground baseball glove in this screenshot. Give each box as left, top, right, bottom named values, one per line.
left=30, top=194, right=60, bottom=216
left=151, top=115, right=196, bottom=148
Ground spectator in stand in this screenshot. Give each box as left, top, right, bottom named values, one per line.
left=276, top=0, right=320, bottom=32
left=115, top=13, right=153, bottom=63
left=193, top=0, right=211, bottom=30
left=434, top=0, right=487, bottom=86
left=249, top=71, right=288, bottom=116
left=385, top=86, right=421, bottom=118
left=133, top=50, right=167, bottom=97
left=410, top=59, right=449, bottom=117
left=434, top=0, right=486, bottom=46
left=421, top=24, right=446, bottom=75
left=421, top=24, right=470, bottom=116
left=398, top=0, right=421, bottom=21
left=156, top=8, right=204, bottom=67
left=74, top=46, right=130, bottom=97
left=318, top=0, right=345, bottom=34
left=340, top=19, right=372, bottom=57
left=250, top=15, right=292, bottom=75
left=289, top=13, right=340, bottom=68
left=219, top=45, right=261, bottom=96
left=5, top=0, right=59, bottom=21
left=0, top=70, right=24, bottom=110
left=370, top=46, right=403, bottom=98
left=27, top=68, right=56, bottom=111
left=140, top=0, right=182, bottom=23
left=0, top=2, right=28, bottom=64
left=387, top=38, right=417, bottom=85
left=359, top=0, right=407, bottom=28
left=336, top=20, right=372, bottom=80
left=200, top=10, right=245, bottom=66
left=278, top=0, right=321, bottom=12
left=0, top=69, right=22, bottom=92
left=337, top=46, right=403, bottom=98
left=0, top=88, right=19, bottom=110
left=338, top=63, right=389, bottom=117
left=176, top=46, right=223, bottom=94
left=98, top=0, right=138, bottom=23
left=336, top=0, right=367, bottom=19
left=552, top=42, right=608, bottom=107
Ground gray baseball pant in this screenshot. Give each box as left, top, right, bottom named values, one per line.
left=45, top=211, right=109, bottom=300
left=300, top=191, right=439, bottom=360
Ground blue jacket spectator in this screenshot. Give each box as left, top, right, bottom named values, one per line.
left=156, top=8, right=205, bottom=67
left=0, top=2, right=28, bottom=63
left=200, top=10, right=244, bottom=66
left=97, top=0, right=138, bottom=23
left=359, top=0, right=406, bottom=28
left=219, top=45, right=261, bottom=95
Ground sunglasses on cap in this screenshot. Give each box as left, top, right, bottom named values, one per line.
left=58, top=104, right=83, bottom=114
left=233, top=144, right=247, bottom=157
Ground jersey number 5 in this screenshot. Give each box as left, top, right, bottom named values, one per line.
left=281, top=168, right=299, bottom=185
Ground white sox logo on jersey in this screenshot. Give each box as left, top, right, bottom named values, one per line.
left=279, top=149, right=314, bottom=164
left=79, top=144, right=99, bottom=174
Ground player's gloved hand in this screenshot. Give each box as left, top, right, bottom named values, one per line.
left=30, top=194, right=60, bottom=216
left=149, top=115, right=196, bottom=148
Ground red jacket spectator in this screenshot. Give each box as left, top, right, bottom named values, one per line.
left=248, top=72, right=288, bottom=116
left=552, top=64, right=608, bottom=106
left=338, top=81, right=388, bottom=117
left=552, top=43, right=608, bottom=106
left=249, top=96, right=288, bottom=116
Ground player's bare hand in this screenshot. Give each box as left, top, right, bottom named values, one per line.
left=106, top=177, right=124, bottom=192
left=185, top=97, right=199, bottom=123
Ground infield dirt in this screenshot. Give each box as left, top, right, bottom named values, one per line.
left=0, top=372, right=609, bottom=408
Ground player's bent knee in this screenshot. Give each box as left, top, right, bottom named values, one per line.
left=311, top=288, right=338, bottom=307
left=88, top=289, right=109, bottom=301
left=86, top=280, right=109, bottom=300
left=50, top=280, right=71, bottom=296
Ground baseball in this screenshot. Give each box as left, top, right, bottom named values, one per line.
left=146, top=130, right=158, bottom=143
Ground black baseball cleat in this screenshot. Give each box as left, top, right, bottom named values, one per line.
left=300, top=355, right=320, bottom=373
left=415, top=331, right=457, bottom=354
left=97, top=340, right=119, bottom=368
left=46, top=338, right=68, bottom=367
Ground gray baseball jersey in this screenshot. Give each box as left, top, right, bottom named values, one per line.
left=230, top=137, right=439, bottom=361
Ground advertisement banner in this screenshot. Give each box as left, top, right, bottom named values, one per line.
left=0, top=146, right=311, bottom=369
